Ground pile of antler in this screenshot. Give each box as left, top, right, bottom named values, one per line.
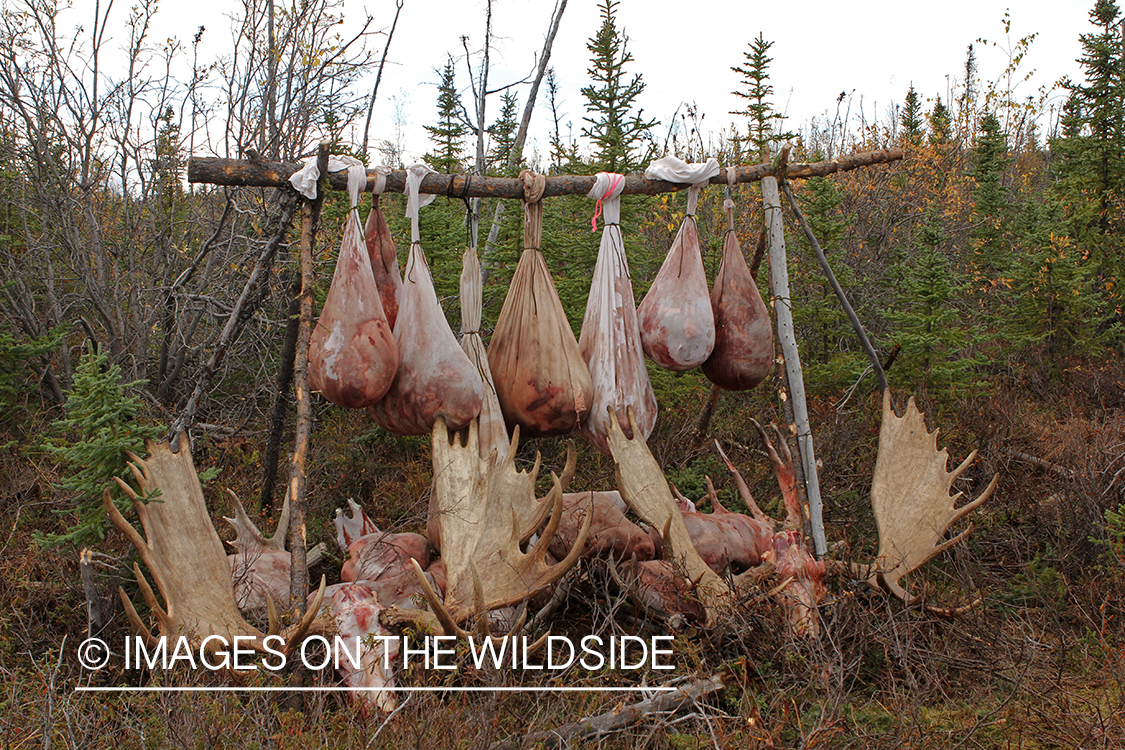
left=383, top=388, right=997, bottom=643
left=604, top=392, right=997, bottom=629
left=605, top=407, right=826, bottom=634
left=104, top=389, right=996, bottom=712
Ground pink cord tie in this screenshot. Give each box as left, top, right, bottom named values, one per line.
left=590, top=174, right=624, bottom=232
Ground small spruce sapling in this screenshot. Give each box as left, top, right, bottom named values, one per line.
left=36, top=345, right=162, bottom=548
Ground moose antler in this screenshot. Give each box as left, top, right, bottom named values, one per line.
left=606, top=407, right=731, bottom=623
left=715, top=425, right=827, bottom=636
left=868, top=391, right=998, bottom=607
left=224, top=486, right=290, bottom=554
left=424, top=440, right=573, bottom=555
left=518, top=440, right=576, bottom=546
left=389, top=417, right=590, bottom=636
left=104, top=434, right=325, bottom=654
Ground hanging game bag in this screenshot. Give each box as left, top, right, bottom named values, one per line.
left=363, top=170, right=403, bottom=330
left=702, top=190, right=773, bottom=390
left=309, top=165, right=398, bottom=409
left=636, top=157, right=721, bottom=371
left=367, top=164, right=483, bottom=435
left=460, top=244, right=509, bottom=458
left=579, top=172, right=657, bottom=455
left=488, top=170, right=593, bottom=438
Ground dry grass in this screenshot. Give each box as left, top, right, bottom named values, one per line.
left=3, top=363, right=1125, bottom=749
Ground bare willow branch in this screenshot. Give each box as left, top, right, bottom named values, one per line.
left=168, top=192, right=299, bottom=443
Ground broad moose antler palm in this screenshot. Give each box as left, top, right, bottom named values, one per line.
left=867, top=391, right=998, bottom=607
left=388, top=417, right=590, bottom=637
left=606, top=408, right=735, bottom=624
left=104, top=434, right=324, bottom=653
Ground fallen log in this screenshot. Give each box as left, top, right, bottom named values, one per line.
left=187, top=148, right=903, bottom=196
left=999, top=446, right=1074, bottom=478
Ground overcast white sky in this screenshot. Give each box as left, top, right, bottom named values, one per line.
left=139, top=0, right=1095, bottom=163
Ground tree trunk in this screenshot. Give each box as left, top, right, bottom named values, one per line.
left=480, top=0, right=568, bottom=283
left=258, top=275, right=301, bottom=512
left=360, top=0, right=403, bottom=156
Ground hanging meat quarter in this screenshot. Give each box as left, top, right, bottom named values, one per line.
left=363, top=172, right=403, bottom=329
left=637, top=174, right=716, bottom=371
left=488, top=170, right=593, bottom=437
left=579, top=172, right=657, bottom=455
left=702, top=191, right=773, bottom=391
left=309, top=165, right=399, bottom=409
left=368, top=164, right=483, bottom=435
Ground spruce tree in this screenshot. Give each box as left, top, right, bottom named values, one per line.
left=425, top=55, right=470, bottom=173
left=790, top=177, right=868, bottom=388
left=1052, top=88, right=1099, bottom=243
left=998, top=190, right=1117, bottom=371
left=900, top=85, right=924, bottom=145
left=550, top=0, right=661, bottom=334
left=487, top=91, right=521, bottom=176
left=36, top=346, right=162, bottom=548
left=1080, top=0, right=1123, bottom=224
left=151, top=105, right=184, bottom=230
left=580, top=0, right=656, bottom=174
left=886, top=224, right=983, bottom=403
left=0, top=324, right=68, bottom=428
left=420, top=56, right=470, bottom=314
left=958, top=44, right=979, bottom=136
left=1057, top=0, right=1124, bottom=241
left=928, top=96, right=953, bottom=144
left=731, top=33, right=793, bottom=158
left=970, top=111, right=1010, bottom=283
left=423, top=57, right=468, bottom=174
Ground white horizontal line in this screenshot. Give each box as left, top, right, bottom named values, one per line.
left=75, top=686, right=675, bottom=693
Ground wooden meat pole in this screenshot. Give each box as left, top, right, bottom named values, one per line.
left=187, top=147, right=903, bottom=195
left=762, top=146, right=826, bottom=558
left=185, top=145, right=904, bottom=568
left=287, top=140, right=329, bottom=617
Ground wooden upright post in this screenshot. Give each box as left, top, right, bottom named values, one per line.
left=287, top=140, right=329, bottom=616
left=762, top=149, right=826, bottom=557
